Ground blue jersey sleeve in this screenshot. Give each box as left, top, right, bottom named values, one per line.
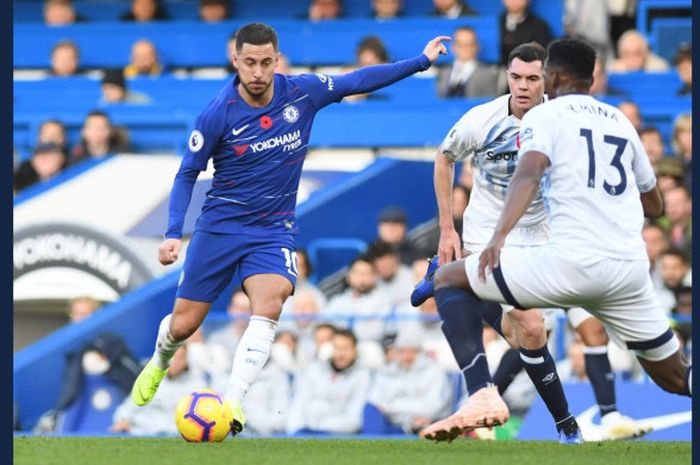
left=164, top=166, right=199, bottom=239
left=296, top=54, right=431, bottom=109
left=165, top=97, right=226, bottom=238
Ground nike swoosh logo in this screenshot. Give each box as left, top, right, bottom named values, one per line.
left=576, top=404, right=692, bottom=441
left=232, top=124, right=249, bottom=136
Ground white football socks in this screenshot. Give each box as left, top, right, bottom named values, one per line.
left=225, top=315, right=278, bottom=404
left=152, top=314, right=185, bottom=370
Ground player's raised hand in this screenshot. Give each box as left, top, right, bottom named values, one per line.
left=422, top=36, right=451, bottom=63
left=437, top=228, right=462, bottom=265
left=478, top=233, right=505, bottom=282
left=158, top=238, right=182, bottom=265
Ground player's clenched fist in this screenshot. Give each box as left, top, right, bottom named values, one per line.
left=422, top=35, right=451, bottom=63
left=158, top=238, right=182, bottom=265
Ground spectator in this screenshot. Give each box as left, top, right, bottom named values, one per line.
left=37, top=119, right=69, bottom=156
left=100, top=69, right=151, bottom=104
left=564, top=0, right=611, bottom=60
left=110, top=344, right=205, bottom=435
left=308, top=0, right=342, bottom=21
left=437, top=26, right=507, bottom=98
left=658, top=186, right=692, bottom=257
left=368, top=240, right=414, bottom=310
left=642, top=222, right=669, bottom=290
left=672, top=113, right=692, bottom=191
left=589, top=56, right=626, bottom=97
left=656, top=249, right=692, bottom=314
left=608, top=30, right=669, bottom=73
left=343, top=36, right=390, bottom=103
left=377, top=206, right=420, bottom=265
left=325, top=254, right=392, bottom=344
left=653, top=158, right=684, bottom=197
left=281, top=249, right=327, bottom=318
left=44, top=0, right=83, bottom=26
left=373, top=0, right=402, bottom=19
left=70, top=110, right=131, bottom=165
left=276, top=53, right=290, bottom=74
left=50, top=40, right=80, bottom=77
left=13, top=143, right=67, bottom=193
left=284, top=289, right=324, bottom=368
left=120, top=0, right=169, bottom=22
left=617, top=100, right=642, bottom=131
left=199, top=0, right=229, bottom=22
left=123, top=39, right=163, bottom=78
left=639, top=127, right=666, bottom=164
left=499, top=0, right=552, bottom=65
left=35, top=333, right=141, bottom=433
left=68, top=296, right=101, bottom=324
left=674, top=43, right=691, bottom=96
left=286, top=329, right=370, bottom=434
left=226, top=31, right=237, bottom=74
left=431, top=0, right=476, bottom=18
left=364, top=330, right=451, bottom=434
left=312, top=323, right=337, bottom=363
left=671, top=286, right=692, bottom=349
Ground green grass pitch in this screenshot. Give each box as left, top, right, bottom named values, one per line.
left=14, top=437, right=691, bottom=465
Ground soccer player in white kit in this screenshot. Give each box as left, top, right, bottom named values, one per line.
left=421, top=38, right=692, bottom=441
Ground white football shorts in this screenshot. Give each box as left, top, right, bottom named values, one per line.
left=464, top=244, right=679, bottom=361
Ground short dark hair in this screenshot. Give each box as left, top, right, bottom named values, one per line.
left=661, top=248, right=689, bottom=264
left=639, top=126, right=662, bottom=139
left=357, top=35, right=389, bottom=63
left=86, top=110, right=110, bottom=122
left=235, top=23, right=278, bottom=53
left=507, top=41, right=547, bottom=67
left=546, top=38, right=596, bottom=83
left=349, top=253, right=374, bottom=269
left=334, top=328, right=357, bottom=347
left=367, top=240, right=399, bottom=260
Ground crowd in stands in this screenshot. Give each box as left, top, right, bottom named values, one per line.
left=16, top=0, right=692, bottom=437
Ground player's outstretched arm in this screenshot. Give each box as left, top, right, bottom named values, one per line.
left=479, top=151, right=548, bottom=280
left=640, top=185, right=663, bottom=218
left=434, top=150, right=462, bottom=264
left=328, top=36, right=449, bottom=100
left=422, top=36, right=451, bottom=63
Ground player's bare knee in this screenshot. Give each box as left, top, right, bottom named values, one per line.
left=511, top=311, right=546, bottom=347
left=434, top=262, right=469, bottom=290
left=169, top=316, right=197, bottom=341
left=577, top=319, right=608, bottom=346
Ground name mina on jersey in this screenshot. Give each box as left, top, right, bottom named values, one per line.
left=165, top=54, right=431, bottom=239
left=518, top=94, right=656, bottom=260
left=440, top=94, right=547, bottom=229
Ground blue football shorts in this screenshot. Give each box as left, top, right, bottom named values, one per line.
left=176, top=230, right=299, bottom=303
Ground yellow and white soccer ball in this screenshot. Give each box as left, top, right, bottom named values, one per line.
left=175, top=389, right=233, bottom=442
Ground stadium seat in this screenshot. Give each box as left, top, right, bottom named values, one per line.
left=306, top=238, right=368, bottom=284
left=650, top=18, right=691, bottom=63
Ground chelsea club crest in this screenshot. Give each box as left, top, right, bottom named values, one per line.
left=283, top=105, right=299, bottom=123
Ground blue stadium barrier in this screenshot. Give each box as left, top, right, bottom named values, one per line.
left=606, top=71, right=684, bottom=96
left=650, top=18, right=691, bottom=63
left=14, top=17, right=500, bottom=69
left=56, top=375, right=125, bottom=433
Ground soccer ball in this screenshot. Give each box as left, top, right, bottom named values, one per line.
left=175, top=389, right=233, bottom=442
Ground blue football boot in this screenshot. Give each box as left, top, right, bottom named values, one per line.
left=558, top=418, right=584, bottom=444
left=410, top=255, right=440, bottom=307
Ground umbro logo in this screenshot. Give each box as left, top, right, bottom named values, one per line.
left=542, top=372, right=556, bottom=384
left=232, top=124, right=249, bottom=136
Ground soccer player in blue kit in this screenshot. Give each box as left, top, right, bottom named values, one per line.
left=131, top=22, right=450, bottom=436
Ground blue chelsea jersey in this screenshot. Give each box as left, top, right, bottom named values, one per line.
left=183, top=73, right=349, bottom=236
left=165, top=54, right=431, bottom=239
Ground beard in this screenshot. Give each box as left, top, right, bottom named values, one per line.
left=241, top=79, right=272, bottom=99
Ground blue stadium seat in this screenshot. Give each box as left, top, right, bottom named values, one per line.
left=14, top=18, right=501, bottom=68
left=650, top=18, right=691, bottom=63
left=636, top=0, right=691, bottom=33
left=306, top=238, right=368, bottom=283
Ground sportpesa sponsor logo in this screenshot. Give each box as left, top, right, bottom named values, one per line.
left=250, top=130, right=302, bottom=153
left=485, top=150, right=518, bottom=161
